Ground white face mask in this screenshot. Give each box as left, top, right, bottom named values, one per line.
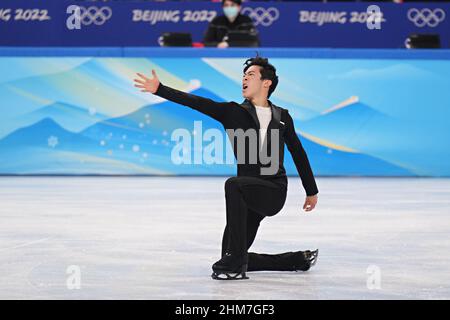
left=223, top=7, right=239, bottom=20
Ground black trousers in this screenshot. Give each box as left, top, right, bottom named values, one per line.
left=221, top=176, right=303, bottom=271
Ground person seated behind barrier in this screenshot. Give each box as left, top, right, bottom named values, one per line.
left=203, top=0, right=259, bottom=48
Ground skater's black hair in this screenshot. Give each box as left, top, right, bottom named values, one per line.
left=243, top=53, right=278, bottom=98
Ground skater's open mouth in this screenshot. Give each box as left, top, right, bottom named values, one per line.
left=242, top=85, right=248, bottom=90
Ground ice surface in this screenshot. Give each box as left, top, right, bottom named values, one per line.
left=0, top=176, right=449, bottom=299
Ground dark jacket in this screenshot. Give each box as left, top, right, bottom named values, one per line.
left=203, top=14, right=258, bottom=47
left=154, top=83, right=319, bottom=196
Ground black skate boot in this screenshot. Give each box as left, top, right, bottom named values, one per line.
left=280, top=249, right=319, bottom=271
left=246, top=249, right=319, bottom=272
left=211, top=252, right=249, bottom=280
left=301, top=249, right=319, bottom=271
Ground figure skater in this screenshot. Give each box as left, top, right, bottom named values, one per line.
left=134, top=55, right=319, bottom=280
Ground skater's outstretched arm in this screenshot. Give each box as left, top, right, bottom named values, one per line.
left=134, top=70, right=227, bottom=123
left=284, top=111, right=319, bottom=211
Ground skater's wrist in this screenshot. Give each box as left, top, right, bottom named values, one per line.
left=154, top=82, right=163, bottom=95
left=306, top=192, right=318, bottom=197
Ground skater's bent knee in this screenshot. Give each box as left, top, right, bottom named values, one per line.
left=224, top=177, right=241, bottom=192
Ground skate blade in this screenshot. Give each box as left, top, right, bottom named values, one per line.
left=306, top=249, right=319, bottom=266
left=211, top=271, right=249, bottom=280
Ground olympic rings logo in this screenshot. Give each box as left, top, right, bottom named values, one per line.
left=241, top=7, right=279, bottom=27
left=77, top=6, right=112, bottom=26
left=407, top=8, right=445, bottom=28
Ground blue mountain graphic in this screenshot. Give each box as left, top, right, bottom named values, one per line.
left=80, top=87, right=226, bottom=149
left=302, top=101, right=390, bottom=135
left=21, top=101, right=108, bottom=132
left=291, top=100, right=412, bottom=175
left=296, top=99, right=413, bottom=166
left=0, top=117, right=94, bottom=149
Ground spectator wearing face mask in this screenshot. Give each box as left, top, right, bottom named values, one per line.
left=203, top=0, right=258, bottom=48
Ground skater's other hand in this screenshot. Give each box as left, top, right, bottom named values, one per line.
left=303, top=194, right=318, bottom=212
left=134, top=69, right=160, bottom=94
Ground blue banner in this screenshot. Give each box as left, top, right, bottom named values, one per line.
left=0, top=1, right=449, bottom=48
left=0, top=48, right=449, bottom=176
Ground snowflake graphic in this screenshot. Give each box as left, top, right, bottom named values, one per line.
left=47, top=136, right=58, bottom=148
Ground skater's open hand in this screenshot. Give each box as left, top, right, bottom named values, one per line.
left=303, top=194, right=318, bottom=212
left=134, top=69, right=160, bottom=94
